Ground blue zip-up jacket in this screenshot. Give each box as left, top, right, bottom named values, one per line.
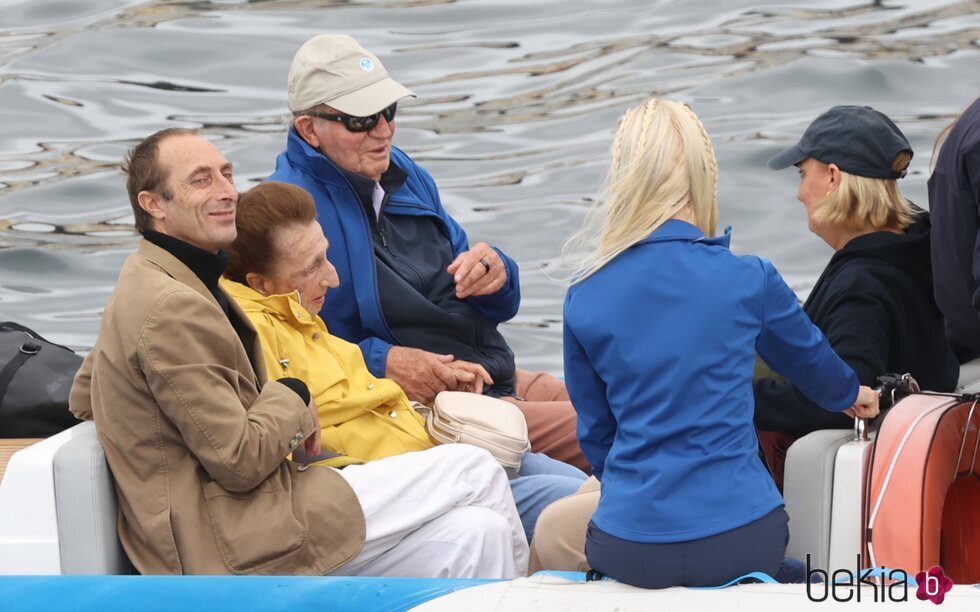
left=563, top=220, right=859, bottom=543
left=268, top=128, right=521, bottom=377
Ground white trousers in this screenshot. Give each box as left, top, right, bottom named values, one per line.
left=331, top=444, right=529, bottom=579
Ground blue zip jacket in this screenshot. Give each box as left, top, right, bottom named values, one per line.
left=268, top=128, right=521, bottom=377
left=563, top=220, right=859, bottom=543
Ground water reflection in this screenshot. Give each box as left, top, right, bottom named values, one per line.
left=0, top=0, right=978, bottom=371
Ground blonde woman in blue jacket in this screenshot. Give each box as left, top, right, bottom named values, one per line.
left=561, top=99, right=880, bottom=588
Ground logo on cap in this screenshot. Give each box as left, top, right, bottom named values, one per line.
left=360, top=58, right=374, bottom=72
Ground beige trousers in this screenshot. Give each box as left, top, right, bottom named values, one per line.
left=527, top=475, right=601, bottom=574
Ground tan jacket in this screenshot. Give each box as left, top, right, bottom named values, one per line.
left=70, top=240, right=365, bottom=575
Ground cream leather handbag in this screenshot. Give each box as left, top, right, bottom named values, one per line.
left=417, top=391, right=531, bottom=478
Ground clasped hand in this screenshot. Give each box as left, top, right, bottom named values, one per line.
left=386, top=346, right=494, bottom=403
left=302, top=396, right=322, bottom=457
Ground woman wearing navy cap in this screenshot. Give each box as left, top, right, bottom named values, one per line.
left=559, top=99, right=879, bottom=588
left=755, top=106, right=958, bottom=445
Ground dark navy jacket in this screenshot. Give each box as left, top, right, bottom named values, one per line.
left=564, top=220, right=857, bottom=543
left=929, top=97, right=980, bottom=361
left=268, top=128, right=521, bottom=380
left=755, top=213, right=958, bottom=435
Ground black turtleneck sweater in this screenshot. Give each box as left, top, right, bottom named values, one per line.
left=142, top=230, right=310, bottom=406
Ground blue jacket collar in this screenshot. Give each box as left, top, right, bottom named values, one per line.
left=637, top=219, right=732, bottom=248
left=286, top=126, right=345, bottom=183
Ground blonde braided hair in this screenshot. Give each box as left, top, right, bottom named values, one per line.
left=678, top=101, right=719, bottom=235
left=562, top=98, right=720, bottom=283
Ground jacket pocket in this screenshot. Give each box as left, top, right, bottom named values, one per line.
left=201, top=476, right=308, bottom=574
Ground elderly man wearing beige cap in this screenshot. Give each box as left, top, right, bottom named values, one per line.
left=268, top=34, right=587, bottom=472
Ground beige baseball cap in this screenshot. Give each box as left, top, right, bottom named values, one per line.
left=287, top=34, right=416, bottom=115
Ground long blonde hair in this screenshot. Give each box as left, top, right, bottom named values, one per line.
left=563, top=99, right=719, bottom=283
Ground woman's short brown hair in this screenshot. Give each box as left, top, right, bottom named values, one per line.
left=225, top=181, right=318, bottom=283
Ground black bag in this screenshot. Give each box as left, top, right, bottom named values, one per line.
left=0, top=321, right=83, bottom=437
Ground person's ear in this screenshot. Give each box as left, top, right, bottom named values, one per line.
left=294, top=117, right=320, bottom=149
left=137, top=190, right=167, bottom=223
left=826, top=163, right=841, bottom=189
left=245, top=271, right=273, bottom=296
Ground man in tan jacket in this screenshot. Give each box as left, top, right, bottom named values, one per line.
left=69, top=128, right=528, bottom=577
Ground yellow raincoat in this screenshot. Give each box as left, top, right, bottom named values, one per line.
left=221, top=279, right=435, bottom=466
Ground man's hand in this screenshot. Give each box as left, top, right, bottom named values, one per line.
left=386, top=346, right=460, bottom=403
left=447, top=242, right=507, bottom=299
left=842, top=385, right=880, bottom=420
left=449, top=360, right=494, bottom=395
left=304, top=396, right=322, bottom=457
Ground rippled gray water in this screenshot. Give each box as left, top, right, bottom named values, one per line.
left=1, top=0, right=978, bottom=373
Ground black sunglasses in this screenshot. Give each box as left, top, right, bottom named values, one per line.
left=305, top=103, right=397, bottom=133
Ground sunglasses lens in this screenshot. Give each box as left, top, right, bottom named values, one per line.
left=349, top=104, right=396, bottom=131
left=382, top=103, right=398, bottom=122
left=345, top=116, right=376, bottom=132
left=321, top=102, right=398, bottom=132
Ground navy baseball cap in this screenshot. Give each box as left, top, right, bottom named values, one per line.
left=768, top=105, right=912, bottom=179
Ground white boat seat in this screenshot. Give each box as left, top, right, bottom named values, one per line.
left=783, top=429, right=850, bottom=569
left=53, top=421, right=133, bottom=575
left=0, top=438, right=42, bottom=484
left=955, top=357, right=980, bottom=393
